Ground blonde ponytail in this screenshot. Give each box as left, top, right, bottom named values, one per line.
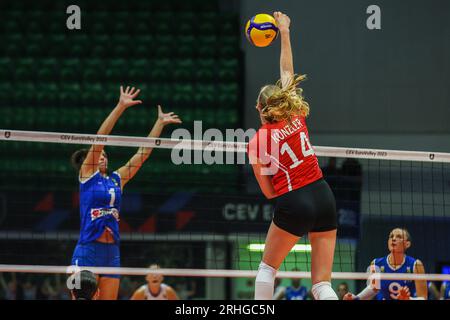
left=258, top=74, right=309, bottom=124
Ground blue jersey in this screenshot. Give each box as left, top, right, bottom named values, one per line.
left=372, top=255, right=417, bottom=300
left=442, top=281, right=450, bottom=300
left=78, top=170, right=122, bottom=244
left=285, top=286, right=308, bottom=300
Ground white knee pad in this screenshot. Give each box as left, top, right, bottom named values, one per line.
left=311, top=281, right=338, bottom=300
left=254, top=262, right=277, bottom=300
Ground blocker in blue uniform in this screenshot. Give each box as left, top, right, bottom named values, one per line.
left=69, top=86, right=182, bottom=300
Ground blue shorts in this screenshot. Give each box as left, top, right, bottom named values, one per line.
left=71, top=242, right=120, bottom=279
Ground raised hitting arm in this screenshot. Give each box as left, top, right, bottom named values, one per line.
left=80, top=86, right=142, bottom=181
left=117, top=105, right=181, bottom=188
left=274, top=11, right=294, bottom=88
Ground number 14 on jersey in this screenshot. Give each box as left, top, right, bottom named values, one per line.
left=280, top=132, right=315, bottom=169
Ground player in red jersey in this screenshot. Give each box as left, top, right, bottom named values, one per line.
left=248, top=12, right=338, bottom=300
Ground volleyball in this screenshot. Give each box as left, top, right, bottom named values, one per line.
left=245, top=13, right=279, bottom=47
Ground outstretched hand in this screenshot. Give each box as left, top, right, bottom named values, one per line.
left=274, top=11, right=291, bottom=32
left=343, top=293, right=357, bottom=300
left=396, top=286, right=411, bottom=300
left=157, top=105, right=182, bottom=126
left=119, top=86, right=142, bottom=109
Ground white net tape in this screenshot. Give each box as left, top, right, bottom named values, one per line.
left=2, top=129, right=450, bottom=162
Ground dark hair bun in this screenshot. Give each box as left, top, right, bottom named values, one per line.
left=70, top=149, right=89, bottom=171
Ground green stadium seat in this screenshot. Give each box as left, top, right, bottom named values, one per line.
left=14, top=82, right=37, bottom=107
left=220, top=19, right=236, bottom=35
left=3, top=20, right=19, bottom=33
left=28, top=10, right=44, bottom=20
left=80, top=82, right=105, bottom=108
left=60, top=59, right=82, bottom=81
left=135, top=22, right=150, bottom=34
left=0, top=106, right=13, bottom=128
left=222, top=35, right=238, bottom=46
left=136, top=35, right=154, bottom=47
left=43, top=35, right=64, bottom=56
left=25, top=43, right=43, bottom=57
left=0, top=58, right=12, bottom=81
left=133, top=44, right=150, bottom=59
left=155, top=35, right=172, bottom=47
left=154, top=46, right=172, bottom=59
left=218, top=59, right=239, bottom=81
left=47, top=21, right=65, bottom=34
left=175, top=35, right=195, bottom=57
left=193, top=92, right=215, bottom=110
left=113, top=21, right=128, bottom=35
left=149, top=59, right=171, bottom=81
left=113, top=35, right=129, bottom=47
left=173, top=59, right=194, bottom=81
left=220, top=44, right=239, bottom=58
left=198, top=22, right=215, bottom=35
left=59, top=82, right=81, bottom=107
left=91, top=23, right=107, bottom=36
left=71, top=34, right=90, bottom=47
left=90, top=45, right=107, bottom=58
left=36, top=58, right=58, bottom=80
left=197, top=36, right=217, bottom=57
left=104, top=59, right=126, bottom=81
left=195, top=59, right=215, bottom=82
left=198, top=12, right=217, bottom=23
left=147, top=84, right=171, bottom=106
left=129, top=59, right=151, bottom=81
left=11, top=107, right=34, bottom=129
left=7, top=33, right=23, bottom=48
left=178, top=12, right=195, bottom=22
left=35, top=107, right=57, bottom=131
left=82, top=58, right=105, bottom=81
left=172, top=84, right=194, bottom=109
left=91, top=34, right=110, bottom=48
left=35, top=82, right=59, bottom=107
left=4, top=44, right=22, bottom=61
left=115, top=12, right=129, bottom=23
left=112, top=45, right=128, bottom=59
left=156, top=22, right=172, bottom=35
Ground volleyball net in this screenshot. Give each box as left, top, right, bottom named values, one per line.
left=0, top=129, right=450, bottom=300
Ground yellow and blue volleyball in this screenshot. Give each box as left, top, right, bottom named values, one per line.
left=245, top=13, right=279, bottom=47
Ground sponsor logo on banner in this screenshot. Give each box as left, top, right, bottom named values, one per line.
left=345, top=149, right=388, bottom=158
left=222, top=203, right=274, bottom=222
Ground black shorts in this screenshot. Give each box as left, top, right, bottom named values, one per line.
left=273, top=178, right=337, bottom=237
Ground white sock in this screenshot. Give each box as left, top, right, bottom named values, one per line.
left=254, top=262, right=277, bottom=300
left=311, top=281, right=338, bottom=300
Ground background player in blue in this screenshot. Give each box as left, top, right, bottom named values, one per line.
left=427, top=281, right=440, bottom=300
left=70, top=86, right=181, bottom=300
left=344, top=228, right=427, bottom=300
left=440, top=281, right=450, bottom=300
left=273, top=270, right=309, bottom=300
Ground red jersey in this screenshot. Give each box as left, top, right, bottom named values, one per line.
left=248, top=116, right=323, bottom=197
